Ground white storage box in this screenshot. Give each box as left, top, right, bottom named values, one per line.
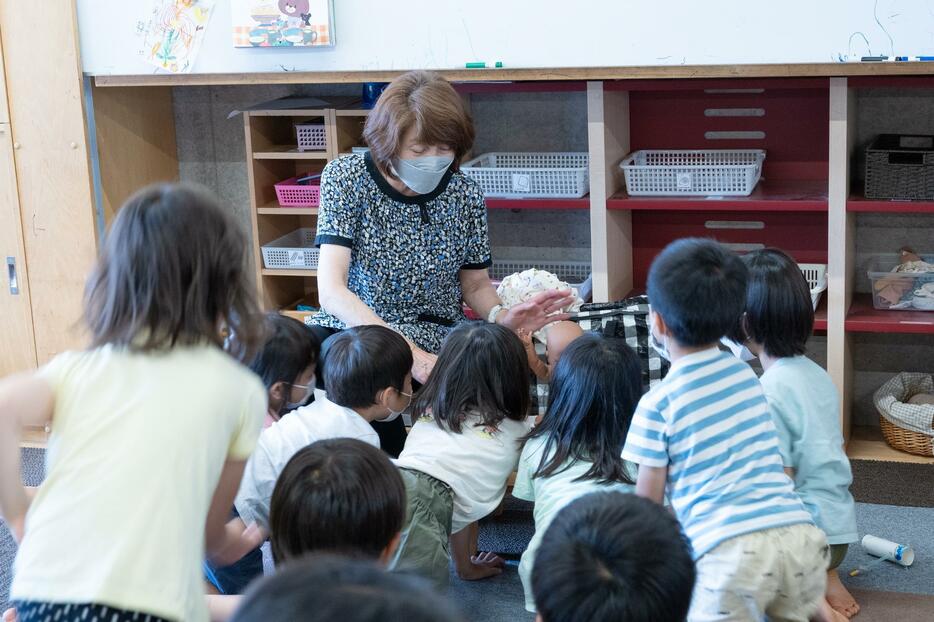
left=295, top=122, right=327, bottom=152
left=798, top=263, right=828, bottom=311
left=489, top=259, right=591, bottom=289
left=462, top=152, right=589, bottom=198
left=620, top=149, right=766, bottom=196
left=261, top=228, right=319, bottom=270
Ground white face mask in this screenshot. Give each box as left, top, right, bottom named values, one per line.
left=376, top=389, right=412, bottom=423
left=285, top=383, right=314, bottom=411
left=391, top=155, right=454, bottom=195
left=720, top=336, right=757, bottom=362
left=649, top=311, right=670, bottom=362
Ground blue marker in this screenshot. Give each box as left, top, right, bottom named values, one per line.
left=917, top=56, right=934, bottom=61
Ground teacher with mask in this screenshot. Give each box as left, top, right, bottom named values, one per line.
left=308, top=70, right=573, bottom=455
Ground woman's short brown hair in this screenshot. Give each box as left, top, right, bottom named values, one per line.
left=363, top=71, right=474, bottom=174
left=83, top=182, right=263, bottom=356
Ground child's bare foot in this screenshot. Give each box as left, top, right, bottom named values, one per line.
left=456, top=551, right=505, bottom=581
left=826, top=569, right=860, bottom=618
left=817, top=598, right=849, bottom=622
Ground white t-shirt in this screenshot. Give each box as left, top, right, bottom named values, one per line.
left=513, top=435, right=636, bottom=612
left=235, top=393, right=380, bottom=530
left=395, top=412, right=532, bottom=533
left=12, top=345, right=266, bottom=622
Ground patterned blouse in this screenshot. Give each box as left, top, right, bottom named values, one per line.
left=309, top=152, right=492, bottom=353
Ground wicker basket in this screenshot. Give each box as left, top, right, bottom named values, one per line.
left=879, top=415, right=933, bottom=457
left=873, top=372, right=934, bottom=457
left=865, top=134, right=934, bottom=200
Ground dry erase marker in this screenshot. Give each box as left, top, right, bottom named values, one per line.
left=466, top=62, right=486, bottom=69
left=917, top=56, right=934, bottom=61
left=895, top=56, right=909, bottom=61
left=861, top=55, right=889, bottom=61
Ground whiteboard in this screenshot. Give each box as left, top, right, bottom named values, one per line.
left=78, top=0, right=934, bottom=75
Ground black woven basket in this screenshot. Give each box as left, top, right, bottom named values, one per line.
left=865, top=134, right=934, bottom=200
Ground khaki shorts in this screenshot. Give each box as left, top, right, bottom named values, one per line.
left=828, top=543, right=849, bottom=571
left=688, top=523, right=829, bottom=622
left=389, top=468, right=454, bottom=589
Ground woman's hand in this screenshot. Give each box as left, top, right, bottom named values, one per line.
left=498, top=289, right=576, bottom=334
left=411, top=347, right=438, bottom=385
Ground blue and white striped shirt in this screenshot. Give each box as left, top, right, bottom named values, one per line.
left=622, top=347, right=813, bottom=558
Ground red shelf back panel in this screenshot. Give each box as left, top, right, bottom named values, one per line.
left=630, top=210, right=828, bottom=289
left=628, top=87, right=829, bottom=181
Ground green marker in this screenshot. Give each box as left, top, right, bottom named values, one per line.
left=494, top=61, right=503, bottom=68
left=465, top=62, right=486, bottom=69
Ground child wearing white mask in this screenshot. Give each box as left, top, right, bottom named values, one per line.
left=207, top=326, right=413, bottom=592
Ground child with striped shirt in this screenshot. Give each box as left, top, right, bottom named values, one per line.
left=622, top=238, right=830, bottom=622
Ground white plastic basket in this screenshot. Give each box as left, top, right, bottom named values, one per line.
left=295, top=122, right=327, bottom=152
left=798, top=263, right=828, bottom=310
left=490, top=260, right=591, bottom=288
left=261, top=228, right=319, bottom=270
left=620, top=149, right=766, bottom=196
left=462, top=152, right=589, bottom=198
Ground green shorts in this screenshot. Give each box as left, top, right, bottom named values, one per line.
left=828, top=543, right=849, bottom=571
left=390, top=468, right=455, bottom=588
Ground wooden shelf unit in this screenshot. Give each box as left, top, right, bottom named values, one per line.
left=244, top=104, right=347, bottom=310
left=587, top=77, right=931, bottom=464
left=82, top=73, right=933, bottom=464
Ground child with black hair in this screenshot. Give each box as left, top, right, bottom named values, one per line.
left=204, top=313, right=320, bottom=595
left=207, top=438, right=408, bottom=621
left=729, top=248, right=858, bottom=622
left=0, top=183, right=267, bottom=622
left=532, top=491, right=695, bottom=622
left=230, top=556, right=465, bottom=622
left=208, top=326, right=413, bottom=591
left=392, top=322, right=532, bottom=587
left=248, top=313, right=319, bottom=428
left=621, top=238, right=829, bottom=622
left=513, top=334, right=643, bottom=613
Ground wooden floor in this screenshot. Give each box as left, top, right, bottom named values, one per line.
left=848, top=426, right=934, bottom=465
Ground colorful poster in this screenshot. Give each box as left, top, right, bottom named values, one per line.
left=137, top=0, right=215, bottom=74
left=231, top=0, right=335, bottom=47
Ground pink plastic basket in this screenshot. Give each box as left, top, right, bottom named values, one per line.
left=274, top=176, right=321, bottom=207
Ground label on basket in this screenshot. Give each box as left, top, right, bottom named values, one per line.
left=676, top=172, right=693, bottom=189
left=287, top=251, right=306, bottom=268
left=511, top=173, right=532, bottom=193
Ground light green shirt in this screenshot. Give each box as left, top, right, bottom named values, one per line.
left=513, top=435, right=636, bottom=613
left=12, top=345, right=267, bottom=622
left=761, top=356, right=858, bottom=545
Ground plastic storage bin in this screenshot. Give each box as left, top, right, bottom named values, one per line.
left=461, top=152, right=589, bottom=198
left=295, top=121, right=327, bottom=152
left=489, top=259, right=591, bottom=289
left=865, top=134, right=934, bottom=200
left=261, top=228, right=319, bottom=270
left=868, top=253, right=934, bottom=311
left=798, top=263, right=828, bottom=311
left=274, top=175, right=321, bottom=207
left=619, top=149, right=766, bottom=196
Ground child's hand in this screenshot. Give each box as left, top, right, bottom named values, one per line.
left=462, top=551, right=506, bottom=581
left=2, top=607, right=17, bottom=622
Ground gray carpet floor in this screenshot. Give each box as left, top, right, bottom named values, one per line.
left=3, top=449, right=933, bottom=621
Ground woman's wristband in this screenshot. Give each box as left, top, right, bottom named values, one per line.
left=487, top=304, right=504, bottom=324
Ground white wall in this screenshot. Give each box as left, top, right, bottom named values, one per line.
left=78, top=0, right=934, bottom=75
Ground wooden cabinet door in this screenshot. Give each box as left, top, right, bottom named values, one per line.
left=0, top=1, right=97, bottom=363
left=0, top=122, right=37, bottom=374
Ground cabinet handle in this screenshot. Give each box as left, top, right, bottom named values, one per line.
left=6, top=256, right=19, bottom=295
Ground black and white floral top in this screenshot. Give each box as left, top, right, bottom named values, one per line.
left=309, top=153, right=492, bottom=353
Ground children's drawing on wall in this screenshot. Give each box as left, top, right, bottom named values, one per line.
left=232, top=0, right=335, bottom=47
left=137, top=0, right=215, bottom=74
